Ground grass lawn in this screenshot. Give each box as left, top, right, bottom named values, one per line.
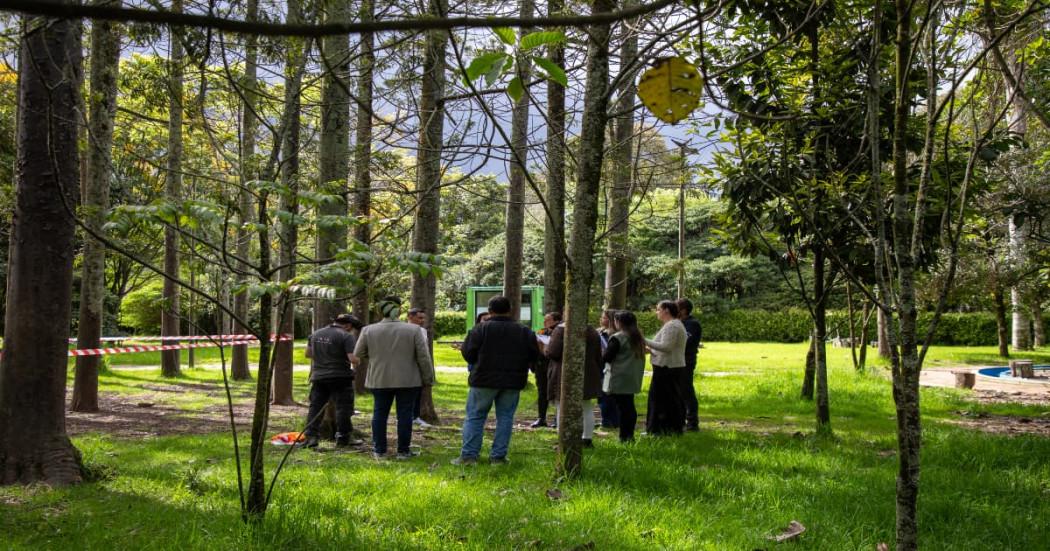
left=4, top=342, right=1048, bottom=549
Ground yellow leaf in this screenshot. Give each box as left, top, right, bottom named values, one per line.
left=637, top=57, right=703, bottom=124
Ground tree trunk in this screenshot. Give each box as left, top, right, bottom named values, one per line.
left=877, top=298, right=892, bottom=358
left=502, top=0, right=533, bottom=320
left=271, top=0, right=306, bottom=406
left=801, top=333, right=815, bottom=399
left=351, top=0, right=375, bottom=323
left=847, top=281, right=859, bottom=371
left=1004, top=28, right=1031, bottom=352
left=542, top=0, right=567, bottom=316
left=502, top=7, right=531, bottom=318
left=410, top=0, right=448, bottom=426
left=0, top=8, right=84, bottom=485
left=161, top=0, right=183, bottom=378
left=813, top=248, right=830, bottom=432
left=72, top=2, right=121, bottom=412
left=1009, top=218, right=1031, bottom=351
left=891, top=3, right=921, bottom=547
left=245, top=193, right=274, bottom=519
left=313, top=0, right=351, bottom=330
left=1032, top=299, right=1044, bottom=348
left=231, top=0, right=259, bottom=381
left=557, top=0, right=613, bottom=478
left=858, top=300, right=871, bottom=371
left=603, top=11, right=636, bottom=310
left=993, top=280, right=1010, bottom=358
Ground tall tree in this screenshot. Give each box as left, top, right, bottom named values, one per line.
left=160, top=0, right=183, bottom=378
left=0, top=5, right=83, bottom=485
left=558, top=0, right=613, bottom=477
left=603, top=3, right=637, bottom=310
left=543, top=0, right=567, bottom=315
left=410, top=0, right=449, bottom=425
left=71, top=0, right=122, bottom=412
left=232, top=0, right=259, bottom=381
left=272, top=0, right=307, bottom=406
left=502, top=0, right=534, bottom=319
left=313, top=0, right=351, bottom=330
left=351, top=0, right=375, bottom=323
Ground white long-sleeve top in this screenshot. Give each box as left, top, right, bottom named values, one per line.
left=646, top=319, right=687, bottom=368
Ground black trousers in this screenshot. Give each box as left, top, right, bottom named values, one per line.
left=304, top=378, right=355, bottom=439
left=679, top=364, right=699, bottom=428
left=533, top=363, right=549, bottom=420
left=610, top=394, right=638, bottom=441
left=646, top=366, right=684, bottom=435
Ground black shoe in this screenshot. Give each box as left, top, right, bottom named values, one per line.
left=581, top=438, right=594, bottom=448
left=395, top=450, right=420, bottom=460
left=686, top=425, right=700, bottom=432
left=296, top=435, right=319, bottom=449
left=489, top=457, right=509, bottom=465
left=335, top=437, right=364, bottom=448
left=529, top=419, right=548, bottom=428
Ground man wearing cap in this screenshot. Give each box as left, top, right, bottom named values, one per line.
left=354, top=296, right=435, bottom=459
left=301, top=313, right=361, bottom=449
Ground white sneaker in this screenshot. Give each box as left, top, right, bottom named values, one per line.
left=413, top=418, right=432, bottom=428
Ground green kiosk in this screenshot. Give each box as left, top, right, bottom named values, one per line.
left=465, top=285, right=545, bottom=332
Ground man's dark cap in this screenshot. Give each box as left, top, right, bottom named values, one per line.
left=333, top=314, right=362, bottom=328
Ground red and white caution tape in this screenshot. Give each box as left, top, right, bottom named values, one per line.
left=68, top=334, right=292, bottom=343
left=66, top=339, right=261, bottom=357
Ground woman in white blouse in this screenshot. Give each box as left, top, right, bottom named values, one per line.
left=645, top=300, right=687, bottom=435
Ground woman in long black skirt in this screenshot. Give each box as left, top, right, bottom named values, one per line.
left=645, top=300, right=687, bottom=435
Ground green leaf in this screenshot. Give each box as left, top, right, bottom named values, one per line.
left=484, top=55, right=509, bottom=87
left=532, top=56, right=567, bottom=87
left=493, top=27, right=516, bottom=46
left=465, top=52, right=507, bottom=82
left=507, top=76, right=524, bottom=102
left=520, top=30, right=565, bottom=51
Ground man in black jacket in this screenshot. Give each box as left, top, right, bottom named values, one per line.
left=452, top=295, right=539, bottom=465
left=677, top=298, right=702, bottom=431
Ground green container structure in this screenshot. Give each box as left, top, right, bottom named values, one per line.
left=466, top=285, right=545, bottom=332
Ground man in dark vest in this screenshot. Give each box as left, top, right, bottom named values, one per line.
left=301, top=313, right=360, bottom=449
left=677, top=298, right=702, bottom=431
left=452, top=295, right=539, bottom=465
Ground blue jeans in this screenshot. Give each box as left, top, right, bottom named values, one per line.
left=371, top=387, right=420, bottom=454
left=461, top=387, right=520, bottom=460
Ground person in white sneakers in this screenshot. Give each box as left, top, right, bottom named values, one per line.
left=407, top=307, right=433, bottom=429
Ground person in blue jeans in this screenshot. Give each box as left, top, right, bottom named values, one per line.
left=453, top=295, right=539, bottom=465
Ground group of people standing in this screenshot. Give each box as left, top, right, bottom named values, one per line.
left=451, top=295, right=703, bottom=464
left=298, top=294, right=702, bottom=464
left=299, top=296, right=435, bottom=460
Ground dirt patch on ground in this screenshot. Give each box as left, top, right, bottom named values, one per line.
left=65, top=387, right=305, bottom=439
left=946, top=410, right=1050, bottom=437
left=917, top=367, right=1050, bottom=436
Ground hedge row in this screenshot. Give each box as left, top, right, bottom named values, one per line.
left=433, top=309, right=1006, bottom=346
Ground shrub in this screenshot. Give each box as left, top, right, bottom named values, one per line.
left=429, top=308, right=1004, bottom=345
left=119, top=280, right=164, bottom=335
left=433, top=311, right=466, bottom=337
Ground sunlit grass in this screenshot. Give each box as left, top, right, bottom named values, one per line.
left=5, top=343, right=1046, bottom=549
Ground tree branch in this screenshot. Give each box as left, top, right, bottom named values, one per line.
left=0, top=0, right=677, bottom=37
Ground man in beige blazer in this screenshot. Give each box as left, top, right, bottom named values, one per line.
left=354, top=296, right=435, bottom=459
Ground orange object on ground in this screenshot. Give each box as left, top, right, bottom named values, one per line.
left=270, top=431, right=306, bottom=445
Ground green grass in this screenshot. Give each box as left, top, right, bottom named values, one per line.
left=3, top=342, right=1048, bottom=549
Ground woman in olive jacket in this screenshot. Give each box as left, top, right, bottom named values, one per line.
left=644, top=300, right=687, bottom=435
left=602, top=311, right=646, bottom=442
left=545, top=322, right=603, bottom=445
